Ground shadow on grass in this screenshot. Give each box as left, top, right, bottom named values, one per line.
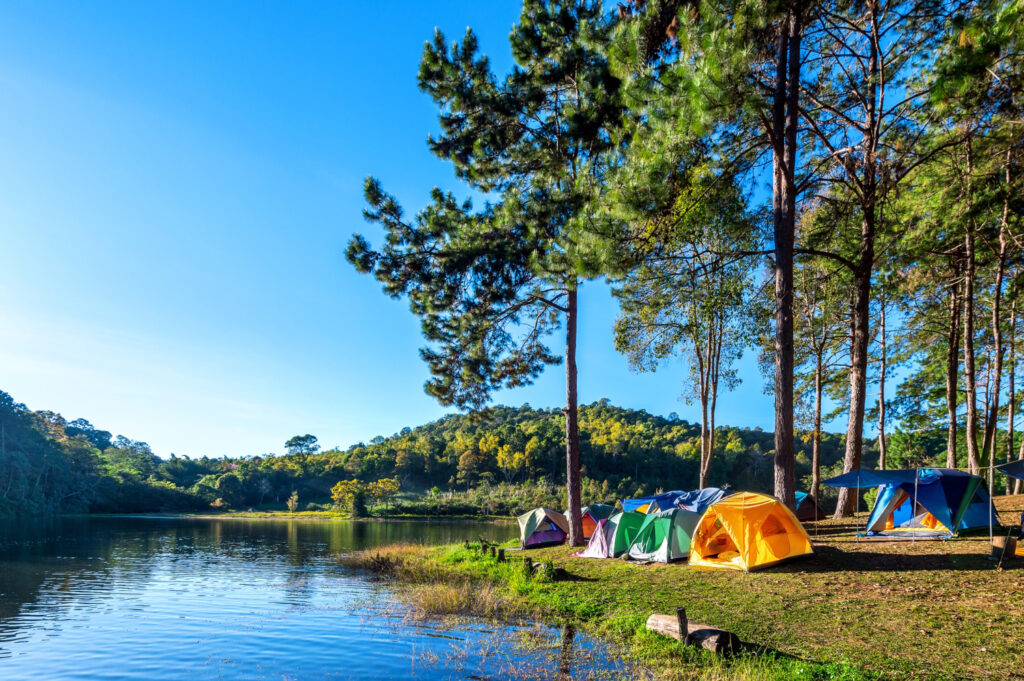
left=772, top=544, right=1022, bottom=573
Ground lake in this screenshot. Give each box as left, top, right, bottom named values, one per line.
left=0, top=516, right=630, bottom=680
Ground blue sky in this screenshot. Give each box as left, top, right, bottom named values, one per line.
left=0, top=1, right=785, bottom=458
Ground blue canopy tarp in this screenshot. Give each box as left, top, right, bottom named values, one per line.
left=997, top=459, right=1024, bottom=481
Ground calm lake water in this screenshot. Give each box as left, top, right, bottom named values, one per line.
left=0, top=516, right=629, bottom=680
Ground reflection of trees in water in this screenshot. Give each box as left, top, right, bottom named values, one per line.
left=557, top=624, right=576, bottom=681
left=0, top=517, right=511, bottom=640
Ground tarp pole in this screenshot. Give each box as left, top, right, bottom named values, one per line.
left=856, top=475, right=861, bottom=542
left=989, top=463, right=995, bottom=543
left=913, top=469, right=918, bottom=545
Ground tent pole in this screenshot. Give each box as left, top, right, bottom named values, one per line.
left=856, top=476, right=860, bottom=542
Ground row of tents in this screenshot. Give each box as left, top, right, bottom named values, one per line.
left=516, top=466, right=1014, bottom=571
left=518, top=489, right=816, bottom=572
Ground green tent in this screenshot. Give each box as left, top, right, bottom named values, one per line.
left=626, top=508, right=701, bottom=562
left=517, top=507, right=569, bottom=548
left=575, top=511, right=646, bottom=558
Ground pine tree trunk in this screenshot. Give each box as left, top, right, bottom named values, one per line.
left=772, top=4, right=801, bottom=509
left=878, top=300, right=888, bottom=470
left=836, top=253, right=873, bottom=517
left=982, top=226, right=1007, bottom=471
left=564, top=284, right=583, bottom=546
left=835, top=0, right=881, bottom=518
left=963, top=210, right=982, bottom=475
left=946, top=275, right=962, bottom=469
left=812, top=352, right=823, bottom=501
left=1007, top=301, right=1016, bottom=495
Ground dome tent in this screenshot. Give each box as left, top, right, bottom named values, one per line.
left=574, top=511, right=646, bottom=559
left=688, top=492, right=814, bottom=571
left=624, top=489, right=729, bottom=563
left=794, top=491, right=827, bottom=521
left=517, top=508, right=569, bottom=548
left=824, top=468, right=997, bottom=538
left=626, top=507, right=701, bottom=562
left=564, top=504, right=615, bottom=540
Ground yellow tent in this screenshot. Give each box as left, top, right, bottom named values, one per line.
left=688, top=492, right=814, bottom=571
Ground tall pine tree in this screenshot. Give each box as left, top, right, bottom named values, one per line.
left=347, top=1, right=622, bottom=545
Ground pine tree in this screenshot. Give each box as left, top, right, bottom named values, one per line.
left=347, top=1, right=623, bottom=545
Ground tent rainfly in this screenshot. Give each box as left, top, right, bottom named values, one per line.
left=517, top=508, right=569, bottom=548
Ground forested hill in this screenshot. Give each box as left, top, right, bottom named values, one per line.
left=1, top=389, right=873, bottom=516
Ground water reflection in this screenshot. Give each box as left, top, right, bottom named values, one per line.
left=0, top=517, right=632, bottom=680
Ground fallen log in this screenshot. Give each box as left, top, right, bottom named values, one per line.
left=645, top=611, right=740, bottom=655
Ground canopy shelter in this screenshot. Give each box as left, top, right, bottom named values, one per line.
left=565, top=504, right=614, bottom=540
left=997, top=459, right=1024, bottom=481
left=517, top=507, right=569, bottom=548
left=688, top=492, right=814, bottom=571
left=824, top=468, right=997, bottom=538
left=574, top=511, right=646, bottom=559
left=794, top=492, right=827, bottom=521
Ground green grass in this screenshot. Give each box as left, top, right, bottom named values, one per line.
left=340, top=495, right=1024, bottom=681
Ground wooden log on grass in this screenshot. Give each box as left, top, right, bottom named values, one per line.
left=645, top=612, right=740, bottom=655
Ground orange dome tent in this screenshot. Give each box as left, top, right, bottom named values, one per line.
left=688, top=492, right=814, bottom=572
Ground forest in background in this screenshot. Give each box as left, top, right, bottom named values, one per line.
left=1, top=388, right=879, bottom=517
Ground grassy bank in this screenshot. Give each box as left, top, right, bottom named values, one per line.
left=341, top=495, right=1024, bottom=681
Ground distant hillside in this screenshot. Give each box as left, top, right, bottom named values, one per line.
left=1, top=389, right=875, bottom=516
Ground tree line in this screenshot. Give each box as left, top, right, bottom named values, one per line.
left=348, top=0, right=1024, bottom=543
left=2, top=388, right=868, bottom=516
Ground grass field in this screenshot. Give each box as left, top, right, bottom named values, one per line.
left=342, top=495, right=1024, bottom=681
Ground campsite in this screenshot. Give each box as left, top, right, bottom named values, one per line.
left=2, top=0, right=1024, bottom=680
left=356, top=483, right=1024, bottom=680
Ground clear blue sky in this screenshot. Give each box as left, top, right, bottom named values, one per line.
left=0, top=1, right=786, bottom=458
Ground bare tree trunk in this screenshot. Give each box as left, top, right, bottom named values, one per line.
left=1007, top=301, right=1016, bottom=495
left=811, top=352, right=823, bottom=501
left=707, top=327, right=721, bottom=487
left=878, top=299, right=888, bottom=469
left=946, top=275, right=962, bottom=469
left=835, top=0, right=878, bottom=518
left=982, top=222, right=1008, bottom=471
left=963, top=203, right=982, bottom=475
left=772, top=3, right=801, bottom=509
left=564, top=284, right=583, bottom=546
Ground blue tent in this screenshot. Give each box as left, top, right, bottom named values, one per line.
left=824, top=468, right=997, bottom=538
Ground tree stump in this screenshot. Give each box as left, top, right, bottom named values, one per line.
left=645, top=613, right=740, bottom=655
left=992, top=535, right=1017, bottom=560
left=497, top=548, right=505, bottom=563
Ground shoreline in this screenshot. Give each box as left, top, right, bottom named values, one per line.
left=339, top=498, right=1024, bottom=681
left=71, top=511, right=516, bottom=523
